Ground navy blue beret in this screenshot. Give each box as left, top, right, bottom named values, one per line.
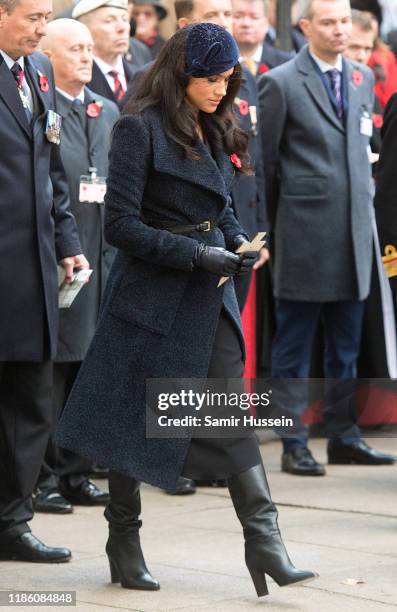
left=185, top=23, right=240, bottom=78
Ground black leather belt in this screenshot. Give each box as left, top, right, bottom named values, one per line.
left=147, top=219, right=218, bottom=234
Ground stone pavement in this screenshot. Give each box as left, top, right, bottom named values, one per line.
left=0, top=437, right=396, bottom=612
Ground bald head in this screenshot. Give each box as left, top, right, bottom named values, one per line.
left=41, top=19, right=94, bottom=97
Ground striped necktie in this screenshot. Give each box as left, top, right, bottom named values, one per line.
left=109, top=69, right=125, bottom=101
left=326, top=68, right=343, bottom=120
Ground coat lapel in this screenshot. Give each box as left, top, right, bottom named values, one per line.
left=344, top=59, right=364, bottom=139
left=84, top=88, right=103, bottom=166
left=0, top=56, right=31, bottom=138
left=151, top=114, right=231, bottom=201
left=296, top=47, right=345, bottom=134
left=91, top=61, right=116, bottom=103
left=25, top=56, right=50, bottom=118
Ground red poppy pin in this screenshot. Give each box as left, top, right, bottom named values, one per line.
left=258, top=63, right=269, bottom=75
left=239, top=99, right=249, bottom=116
left=372, top=113, right=383, bottom=129
left=352, top=70, right=363, bottom=87
left=86, top=100, right=103, bottom=118
left=230, top=153, right=242, bottom=169
left=38, top=73, right=49, bottom=92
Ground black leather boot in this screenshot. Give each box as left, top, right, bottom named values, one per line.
left=227, top=463, right=318, bottom=597
left=104, top=471, right=159, bottom=591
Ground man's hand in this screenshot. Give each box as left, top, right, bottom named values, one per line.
left=253, top=247, right=270, bottom=270
left=61, top=254, right=89, bottom=283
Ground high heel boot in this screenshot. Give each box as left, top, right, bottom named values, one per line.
left=104, top=471, right=160, bottom=590
left=227, top=463, right=318, bottom=597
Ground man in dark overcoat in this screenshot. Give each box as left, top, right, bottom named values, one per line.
left=258, top=0, right=396, bottom=476
left=0, top=0, right=88, bottom=562
left=33, top=18, right=119, bottom=513
left=73, top=0, right=137, bottom=107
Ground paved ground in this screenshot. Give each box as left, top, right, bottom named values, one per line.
left=0, top=436, right=396, bottom=612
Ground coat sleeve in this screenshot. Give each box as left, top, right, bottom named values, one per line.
left=254, top=113, right=268, bottom=231
left=218, top=199, right=248, bottom=250
left=104, top=114, right=198, bottom=271
left=50, top=127, right=82, bottom=260
left=374, top=93, right=397, bottom=288
left=258, top=73, right=287, bottom=229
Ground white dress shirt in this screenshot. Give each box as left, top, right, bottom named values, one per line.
left=0, top=50, right=34, bottom=111
left=94, top=55, right=127, bottom=92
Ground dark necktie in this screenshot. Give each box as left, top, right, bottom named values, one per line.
left=326, top=68, right=343, bottom=120
left=108, top=69, right=125, bottom=101
left=11, top=61, right=24, bottom=87
left=11, top=61, right=32, bottom=121
left=71, top=98, right=86, bottom=128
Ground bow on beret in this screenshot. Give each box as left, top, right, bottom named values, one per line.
left=185, top=23, right=240, bottom=78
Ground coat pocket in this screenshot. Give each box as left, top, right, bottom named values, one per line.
left=284, top=176, right=328, bottom=198
left=109, top=262, right=190, bottom=336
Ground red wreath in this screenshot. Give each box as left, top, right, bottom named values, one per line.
left=258, top=63, right=270, bottom=75
left=39, top=75, right=49, bottom=92
left=86, top=101, right=103, bottom=118
left=239, top=99, right=249, bottom=116
left=352, top=70, right=363, bottom=87
left=230, top=153, right=242, bottom=169
left=372, top=113, right=383, bottom=129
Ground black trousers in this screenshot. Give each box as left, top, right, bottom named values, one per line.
left=0, top=361, right=53, bottom=542
left=234, top=272, right=252, bottom=312
left=38, top=362, right=93, bottom=490
left=182, top=310, right=261, bottom=480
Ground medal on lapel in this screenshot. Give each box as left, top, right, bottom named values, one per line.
left=45, top=110, right=62, bottom=144
left=18, top=88, right=31, bottom=111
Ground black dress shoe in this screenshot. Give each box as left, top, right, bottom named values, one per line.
left=282, top=447, right=326, bottom=476
left=328, top=440, right=397, bottom=465
left=195, top=479, right=228, bottom=487
left=33, top=488, right=73, bottom=514
left=0, top=533, right=71, bottom=563
left=164, top=477, right=196, bottom=495
left=61, top=479, right=110, bottom=505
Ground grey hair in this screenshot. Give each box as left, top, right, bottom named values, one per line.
left=298, top=0, right=352, bottom=20
left=297, top=0, right=315, bottom=19
left=0, top=0, right=19, bottom=13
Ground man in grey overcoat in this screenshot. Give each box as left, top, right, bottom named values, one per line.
left=258, top=0, right=396, bottom=475
left=34, top=18, right=119, bottom=512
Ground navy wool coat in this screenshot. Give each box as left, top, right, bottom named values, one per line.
left=56, top=109, right=246, bottom=489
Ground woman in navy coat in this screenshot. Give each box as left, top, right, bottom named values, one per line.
left=56, top=23, right=316, bottom=598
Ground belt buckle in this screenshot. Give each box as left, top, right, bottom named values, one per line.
left=201, top=220, right=211, bottom=232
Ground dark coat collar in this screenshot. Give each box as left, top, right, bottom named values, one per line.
left=90, top=59, right=137, bottom=105
left=0, top=52, right=51, bottom=138
left=148, top=109, right=235, bottom=201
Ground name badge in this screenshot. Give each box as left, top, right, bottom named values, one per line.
left=45, top=110, right=62, bottom=144
left=360, top=114, right=373, bottom=137
left=79, top=168, right=106, bottom=204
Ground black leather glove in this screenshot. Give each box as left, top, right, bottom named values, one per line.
left=193, top=244, right=241, bottom=277
left=232, top=234, right=258, bottom=275
left=232, top=234, right=250, bottom=250
left=237, top=251, right=258, bottom=275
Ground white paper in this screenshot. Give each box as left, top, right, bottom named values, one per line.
left=58, top=268, right=93, bottom=308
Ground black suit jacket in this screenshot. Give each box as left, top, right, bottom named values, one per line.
left=0, top=51, right=81, bottom=361
left=374, top=92, right=397, bottom=289
left=87, top=58, right=137, bottom=108
left=256, top=41, right=291, bottom=77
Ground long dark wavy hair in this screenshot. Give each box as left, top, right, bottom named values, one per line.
left=123, top=25, right=251, bottom=174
